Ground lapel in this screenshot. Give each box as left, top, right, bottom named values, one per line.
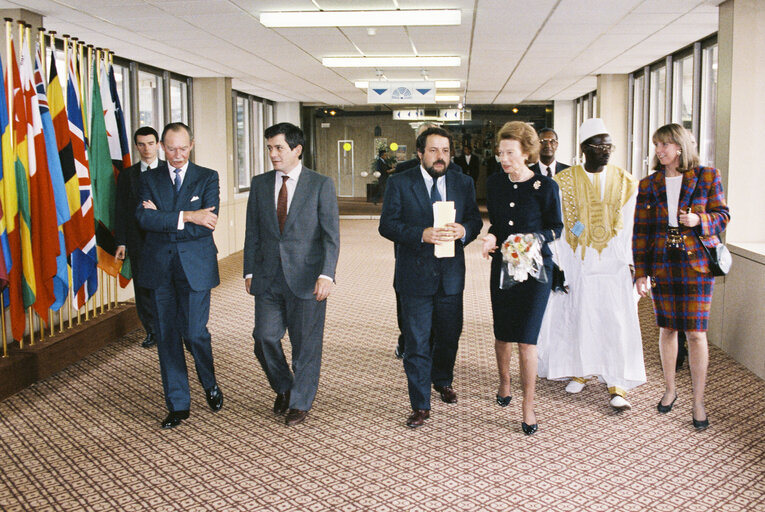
left=282, top=168, right=313, bottom=234
left=649, top=170, right=668, bottom=220
left=678, top=167, right=699, bottom=213
left=151, top=163, right=176, bottom=211
left=409, top=169, right=433, bottom=222
left=445, top=170, right=462, bottom=217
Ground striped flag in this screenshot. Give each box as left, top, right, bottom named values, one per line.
left=108, top=64, right=131, bottom=169
left=11, top=41, right=37, bottom=316
left=21, top=39, right=60, bottom=317
left=34, top=45, right=70, bottom=311
left=66, top=49, right=97, bottom=309
left=89, top=60, right=121, bottom=277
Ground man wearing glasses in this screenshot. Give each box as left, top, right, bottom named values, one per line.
left=530, top=128, right=569, bottom=177
left=537, top=118, right=645, bottom=412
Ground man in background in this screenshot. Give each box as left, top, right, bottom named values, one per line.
left=530, top=127, right=569, bottom=177
left=115, top=126, right=163, bottom=348
left=454, top=144, right=480, bottom=183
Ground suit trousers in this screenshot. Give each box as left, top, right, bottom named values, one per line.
left=131, top=258, right=156, bottom=335
left=253, top=261, right=326, bottom=411
left=154, top=250, right=216, bottom=412
left=400, top=284, right=463, bottom=410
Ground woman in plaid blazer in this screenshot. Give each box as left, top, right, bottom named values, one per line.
left=633, top=123, right=730, bottom=431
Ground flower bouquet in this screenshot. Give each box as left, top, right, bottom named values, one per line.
left=499, top=233, right=548, bottom=289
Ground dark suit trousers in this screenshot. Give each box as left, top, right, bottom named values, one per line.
left=154, top=250, right=216, bottom=412
left=130, top=257, right=155, bottom=334
left=400, top=284, right=463, bottom=410
left=253, top=262, right=326, bottom=411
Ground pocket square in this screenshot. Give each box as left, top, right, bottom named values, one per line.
left=191, top=195, right=200, bottom=202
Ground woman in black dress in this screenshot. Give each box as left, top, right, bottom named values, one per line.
left=481, top=122, right=563, bottom=435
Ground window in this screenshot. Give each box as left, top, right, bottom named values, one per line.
left=234, top=94, right=251, bottom=191
left=672, top=53, right=694, bottom=130
left=649, top=65, right=666, bottom=138
left=699, top=44, right=718, bottom=166
left=138, top=70, right=164, bottom=130
left=169, top=78, right=188, bottom=123
left=112, top=63, right=131, bottom=137
left=631, top=73, right=646, bottom=178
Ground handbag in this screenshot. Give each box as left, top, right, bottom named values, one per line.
left=689, top=175, right=731, bottom=277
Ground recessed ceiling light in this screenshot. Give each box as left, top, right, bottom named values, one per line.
left=354, top=80, right=461, bottom=89
left=324, top=56, right=460, bottom=68
left=260, top=10, right=461, bottom=28
left=435, top=95, right=460, bottom=102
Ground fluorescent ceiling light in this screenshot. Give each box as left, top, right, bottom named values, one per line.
left=435, top=95, right=461, bottom=102
left=355, top=80, right=461, bottom=89
left=260, top=9, right=461, bottom=27
left=324, top=56, right=460, bottom=68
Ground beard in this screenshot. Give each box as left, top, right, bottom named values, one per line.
left=424, top=159, right=448, bottom=178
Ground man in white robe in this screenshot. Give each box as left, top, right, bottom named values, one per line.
left=537, top=118, right=645, bottom=410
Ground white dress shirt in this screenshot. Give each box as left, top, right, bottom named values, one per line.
left=170, top=162, right=190, bottom=230
left=140, top=158, right=159, bottom=172
left=666, top=175, right=683, bottom=227
left=540, top=160, right=557, bottom=177
left=420, top=166, right=446, bottom=201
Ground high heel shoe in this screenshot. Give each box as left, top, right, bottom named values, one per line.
left=692, top=415, right=709, bottom=431
left=657, top=393, right=678, bottom=414
left=521, top=422, right=538, bottom=435
left=496, top=394, right=512, bottom=407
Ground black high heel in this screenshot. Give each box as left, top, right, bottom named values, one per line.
left=496, top=394, right=512, bottom=407
left=657, top=393, right=678, bottom=414
left=692, top=416, right=709, bottom=430
left=521, top=422, right=538, bottom=435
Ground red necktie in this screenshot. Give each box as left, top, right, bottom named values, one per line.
left=277, top=175, right=289, bottom=233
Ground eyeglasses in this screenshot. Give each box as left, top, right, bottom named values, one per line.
left=539, top=138, right=558, bottom=145
left=585, top=143, right=616, bottom=152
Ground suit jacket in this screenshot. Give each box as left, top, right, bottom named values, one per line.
left=633, top=166, right=730, bottom=278
left=376, top=157, right=392, bottom=185
left=243, top=167, right=340, bottom=300
left=135, top=162, right=221, bottom=291
left=379, top=167, right=482, bottom=296
left=454, top=154, right=480, bottom=181
left=115, top=160, right=165, bottom=263
left=530, top=161, right=569, bottom=177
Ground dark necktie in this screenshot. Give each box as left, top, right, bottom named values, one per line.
left=546, top=166, right=552, bottom=177
left=173, top=168, right=182, bottom=194
left=430, top=177, right=442, bottom=203
left=277, top=175, right=289, bottom=233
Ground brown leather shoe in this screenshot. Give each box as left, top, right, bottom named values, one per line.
left=406, top=409, right=430, bottom=428
left=434, top=385, right=458, bottom=404
left=285, top=409, right=308, bottom=426
left=273, top=391, right=290, bottom=415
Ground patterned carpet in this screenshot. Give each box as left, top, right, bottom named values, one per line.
left=1, top=219, right=763, bottom=512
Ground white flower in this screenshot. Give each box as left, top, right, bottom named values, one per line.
left=533, top=180, right=541, bottom=190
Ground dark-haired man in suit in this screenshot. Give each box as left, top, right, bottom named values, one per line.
left=454, top=144, right=480, bottom=183
left=530, top=128, right=569, bottom=177
left=380, top=127, right=482, bottom=428
left=115, top=126, right=163, bottom=349
left=244, top=122, right=340, bottom=427
left=136, top=122, right=223, bottom=429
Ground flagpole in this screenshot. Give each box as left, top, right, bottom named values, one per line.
left=5, top=19, right=12, bottom=153
left=48, top=311, right=53, bottom=337
left=1, top=301, right=8, bottom=358
left=26, top=307, right=32, bottom=346
left=37, top=27, right=46, bottom=82
left=61, top=34, right=69, bottom=106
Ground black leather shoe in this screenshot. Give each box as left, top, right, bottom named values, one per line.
left=496, top=394, right=512, bottom=407
left=521, top=422, right=538, bottom=435
left=285, top=409, right=308, bottom=426
left=692, top=416, right=709, bottom=431
left=657, top=393, right=678, bottom=414
left=434, top=385, right=457, bottom=404
left=273, top=391, right=290, bottom=415
left=205, top=385, right=223, bottom=412
left=141, top=332, right=156, bottom=348
left=394, top=346, right=404, bottom=359
left=161, top=410, right=189, bottom=429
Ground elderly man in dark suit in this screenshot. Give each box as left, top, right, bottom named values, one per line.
left=115, top=126, right=163, bottom=349
left=379, top=126, right=482, bottom=428
left=136, top=122, right=223, bottom=429
left=244, top=122, right=340, bottom=427
left=530, top=128, right=570, bottom=177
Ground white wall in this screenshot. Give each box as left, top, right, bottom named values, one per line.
left=553, top=100, right=576, bottom=166
left=274, top=102, right=301, bottom=127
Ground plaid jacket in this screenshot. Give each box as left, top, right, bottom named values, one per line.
left=633, top=166, right=730, bottom=278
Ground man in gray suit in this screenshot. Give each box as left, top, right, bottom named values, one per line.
left=243, top=122, right=340, bottom=427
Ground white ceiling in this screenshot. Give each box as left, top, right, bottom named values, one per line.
left=4, top=0, right=720, bottom=106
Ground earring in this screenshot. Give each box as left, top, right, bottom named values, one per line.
left=677, top=150, right=682, bottom=155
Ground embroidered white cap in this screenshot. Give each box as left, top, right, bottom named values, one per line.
left=579, top=118, right=610, bottom=144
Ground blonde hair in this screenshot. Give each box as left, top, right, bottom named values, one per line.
left=651, top=123, right=699, bottom=172
left=496, top=121, right=540, bottom=163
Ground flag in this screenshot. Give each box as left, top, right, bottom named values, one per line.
left=0, top=57, right=13, bottom=292
left=22, top=39, right=60, bottom=317
left=11, top=41, right=36, bottom=320
left=66, top=49, right=97, bottom=309
left=34, top=45, right=70, bottom=311
left=89, top=59, right=121, bottom=277
left=108, top=64, right=130, bottom=169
